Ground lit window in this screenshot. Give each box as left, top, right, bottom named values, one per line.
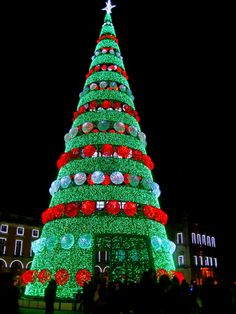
left=30, top=242, right=33, bottom=257
left=178, top=255, right=184, bottom=266
left=202, top=234, right=206, bottom=245
left=213, top=258, right=218, bottom=268
left=14, top=240, right=23, bottom=256
left=197, top=234, right=201, bottom=245
left=199, top=256, right=203, bottom=266
left=209, top=257, right=213, bottom=266
left=207, top=236, right=211, bottom=246
left=16, top=227, right=24, bottom=236
left=32, top=229, right=39, bottom=238
left=194, top=255, right=198, bottom=266
left=0, top=224, right=8, bottom=234
left=191, top=233, right=196, bottom=244
left=0, top=238, right=7, bottom=254
left=204, top=256, right=209, bottom=266
left=96, top=201, right=105, bottom=211
left=176, top=232, right=183, bottom=244
left=211, top=237, right=216, bottom=247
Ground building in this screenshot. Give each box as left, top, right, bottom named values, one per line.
left=168, top=214, right=219, bottom=285
left=0, top=211, right=42, bottom=277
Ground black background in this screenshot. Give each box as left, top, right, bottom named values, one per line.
left=1, top=1, right=234, bottom=281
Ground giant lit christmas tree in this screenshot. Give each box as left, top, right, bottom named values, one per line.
left=22, top=1, right=176, bottom=299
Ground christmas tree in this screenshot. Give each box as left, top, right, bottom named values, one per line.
left=22, top=1, right=176, bottom=299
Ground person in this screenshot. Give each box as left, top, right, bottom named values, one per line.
left=44, top=279, right=57, bottom=314
left=92, top=281, right=108, bottom=314
left=136, top=269, right=160, bottom=314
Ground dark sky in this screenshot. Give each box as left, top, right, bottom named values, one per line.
left=1, top=1, right=234, bottom=280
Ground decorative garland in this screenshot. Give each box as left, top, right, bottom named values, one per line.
left=92, top=47, right=122, bottom=59
left=56, top=145, right=153, bottom=170
left=49, top=170, right=159, bottom=196
left=73, top=100, right=140, bottom=122
left=96, top=34, right=119, bottom=44
left=79, top=80, right=134, bottom=101
left=41, top=201, right=168, bottom=225
left=85, top=72, right=129, bottom=89
left=64, top=121, right=146, bottom=144
left=22, top=268, right=183, bottom=286
left=86, top=63, right=128, bottom=80
left=87, top=81, right=129, bottom=92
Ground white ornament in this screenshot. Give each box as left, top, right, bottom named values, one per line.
left=60, top=176, right=71, bottom=188
left=74, top=172, right=87, bottom=185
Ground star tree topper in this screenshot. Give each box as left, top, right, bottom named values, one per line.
left=102, top=0, right=116, bottom=14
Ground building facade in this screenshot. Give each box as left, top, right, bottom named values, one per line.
left=0, top=212, right=42, bottom=277
left=168, top=214, right=219, bottom=285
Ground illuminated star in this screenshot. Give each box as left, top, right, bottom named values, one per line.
left=102, top=0, right=116, bottom=14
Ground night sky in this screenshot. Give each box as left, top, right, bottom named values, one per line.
left=1, top=1, right=234, bottom=280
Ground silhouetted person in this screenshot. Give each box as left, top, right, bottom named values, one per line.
left=163, top=275, right=189, bottom=314
left=82, top=281, right=94, bottom=314
left=106, top=280, right=126, bottom=314
left=137, top=268, right=160, bottom=314
left=92, top=280, right=108, bottom=314
left=200, top=276, right=218, bottom=314
left=44, top=279, right=57, bottom=314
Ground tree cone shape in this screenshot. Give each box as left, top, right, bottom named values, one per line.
left=24, top=8, right=176, bottom=299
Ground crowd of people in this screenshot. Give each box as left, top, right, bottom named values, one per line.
left=77, top=269, right=235, bottom=314
left=0, top=269, right=235, bottom=314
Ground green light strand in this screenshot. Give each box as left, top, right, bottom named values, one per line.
left=57, top=158, right=153, bottom=180
left=49, top=185, right=159, bottom=208
left=65, top=133, right=146, bottom=154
